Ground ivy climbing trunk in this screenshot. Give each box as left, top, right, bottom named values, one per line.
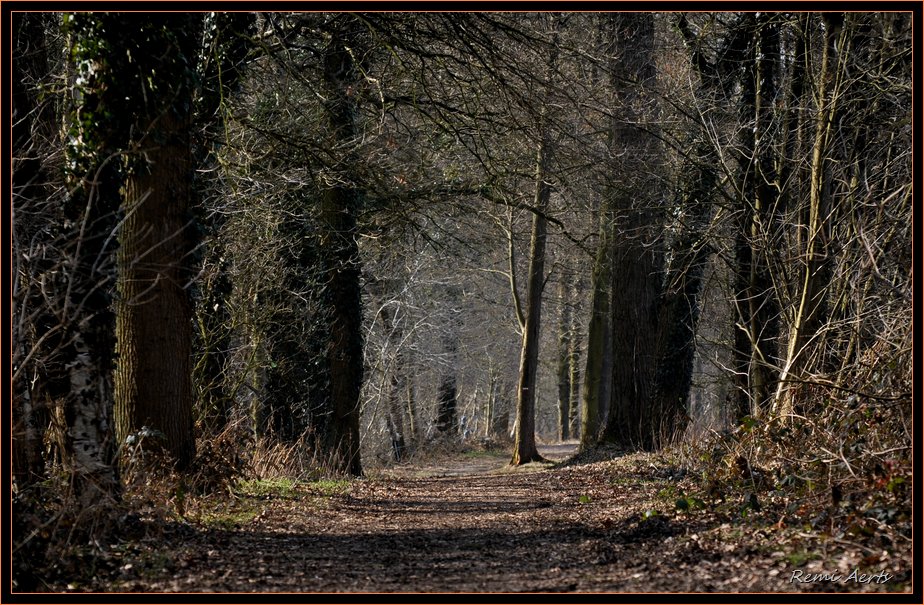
left=59, top=13, right=131, bottom=503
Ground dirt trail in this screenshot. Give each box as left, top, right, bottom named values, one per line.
left=102, top=443, right=907, bottom=594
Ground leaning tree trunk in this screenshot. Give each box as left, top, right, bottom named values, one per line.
left=511, top=17, right=563, bottom=465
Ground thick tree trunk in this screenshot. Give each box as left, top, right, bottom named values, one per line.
left=652, top=193, right=713, bottom=444
left=604, top=218, right=662, bottom=449
left=319, top=184, right=364, bottom=476
left=599, top=13, right=664, bottom=450
left=646, top=16, right=750, bottom=445
left=115, top=109, right=196, bottom=469
left=318, top=21, right=365, bottom=476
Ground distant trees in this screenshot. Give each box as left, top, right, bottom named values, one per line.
left=191, top=12, right=256, bottom=436
left=555, top=267, right=580, bottom=441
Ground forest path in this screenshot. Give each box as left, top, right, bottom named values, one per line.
left=376, top=440, right=579, bottom=479
left=115, top=443, right=901, bottom=594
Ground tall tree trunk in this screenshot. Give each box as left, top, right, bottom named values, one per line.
left=59, top=13, right=131, bottom=503
left=647, top=15, right=742, bottom=447
left=599, top=13, right=664, bottom=450
left=113, top=17, right=201, bottom=470
left=579, top=211, right=612, bottom=449
left=512, top=135, right=553, bottom=465
left=318, top=18, right=365, bottom=476
left=556, top=270, right=573, bottom=441
left=511, top=16, right=562, bottom=465
left=116, top=108, right=197, bottom=468
left=652, top=180, right=713, bottom=444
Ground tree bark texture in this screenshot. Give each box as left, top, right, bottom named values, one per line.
left=599, top=13, right=664, bottom=450
left=112, top=16, right=202, bottom=470
left=115, top=112, right=197, bottom=469
left=580, top=212, right=612, bottom=450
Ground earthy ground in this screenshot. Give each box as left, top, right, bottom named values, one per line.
left=54, top=442, right=911, bottom=594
